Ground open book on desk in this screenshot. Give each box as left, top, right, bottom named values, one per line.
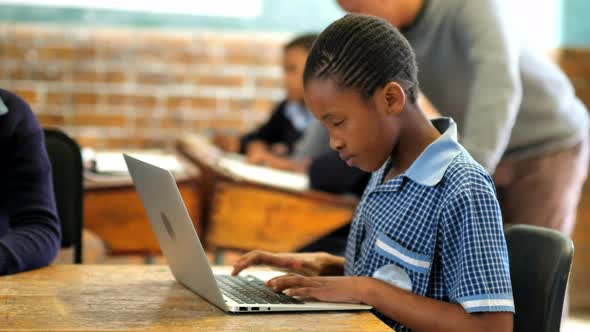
left=83, top=149, right=185, bottom=185
left=179, top=133, right=310, bottom=192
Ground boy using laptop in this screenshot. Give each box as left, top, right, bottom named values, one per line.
left=232, top=14, right=513, bottom=332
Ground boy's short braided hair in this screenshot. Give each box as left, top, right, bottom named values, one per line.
left=303, top=14, right=419, bottom=103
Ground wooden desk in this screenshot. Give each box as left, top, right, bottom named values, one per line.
left=0, top=265, right=391, bottom=331
left=208, top=179, right=357, bottom=253
left=83, top=153, right=201, bottom=255
left=178, top=140, right=358, bottom=253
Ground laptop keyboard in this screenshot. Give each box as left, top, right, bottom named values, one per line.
left=216, top=275, right=304, bottom=305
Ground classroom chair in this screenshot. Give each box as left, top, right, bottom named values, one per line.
left=505, top=224, right=574, bottom=332
left=44, top=128, right=84, bottom=263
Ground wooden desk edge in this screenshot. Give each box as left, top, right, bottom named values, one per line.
left=177, top=142, right=359, bottom=209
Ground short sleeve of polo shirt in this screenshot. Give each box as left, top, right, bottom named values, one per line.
left=440, top=177, right=514, bottom=313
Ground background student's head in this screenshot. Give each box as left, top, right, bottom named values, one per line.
left=336, top=0, right=422, bottom=28
left=303, top=14, right=419, bottom=172
left=283, top=34, right=317, bottom=103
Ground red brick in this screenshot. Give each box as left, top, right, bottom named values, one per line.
left=228, top=99, right=254, bottom=111
left=195, top=75, right=244, bottom=87
left=92, top=30, right=135, bottom=45
left=73, top=70, right=100, bottom=83
left=136, top=72, right=173, bottom=85
left=72, top=93, right=99, bottom=105
left=7, top=67, right=63, bottom=81
left=161, top=116, right=183, bottom=129
left=105, top=93, right=127, bottom=105
left=103, top=71, right=127, bottom=83
left=141, top=34, right=194, bottom=49
left=230, top=98, right=277, bottom=118
left=13, top=89, right=38, bottom=104
left=195, top=119, right=245, bottom=131
left=132, top=95, right=157, bottom=108
left=105, top=137, right=149, bottom=149
left=76, top=46, right=98, bottom=59
left=106, top=94, right=157, bottom=108
left=224, top=53, right=269, bottom=66
left=72, top=104, right=100, bottom=115
left=135, top=116, right=154, bottom=129
left=255, top=77, right=283, bottom=89
left=73, top=70, right=127, bottom=83
left=37, top=114, right=66, bottom=127
left=6, top=68, right=27, bottom=80
left=171, top=72, right=192, bottom=84
left=167, top=96, right=217, bottom=110
left=47, top=92, right=69, bottom=105
left=98, top=47, right=132, bottom=61
left=72, top=114, right=127, bottom=127
left=166, top=50, right=211, bottom=65
left=4, top=46, right=29, bottom=59
left=135, top=48, right=166, bottom=62
left=38, top=46, right=75, bottom=61
left=12, top=29, right=37, bottom=45
left=75, top=135, right=100, bottom=149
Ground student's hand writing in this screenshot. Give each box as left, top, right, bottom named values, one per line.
left=246, top=142, right=273, bottom=165
left=264, top=155, right=310, bottom=173
left=231, top=250, right=344, bottom=277
left=266, top=274, right=372, bottom=304
left=270, top=143, right=289, bottom=156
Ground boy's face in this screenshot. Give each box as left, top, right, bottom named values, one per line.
left=304, top=78, right=402, bottom=172
left=283, top=46, right=309, bottom=102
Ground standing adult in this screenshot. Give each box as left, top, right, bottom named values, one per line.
left=336, top=0, right=589, bottom=236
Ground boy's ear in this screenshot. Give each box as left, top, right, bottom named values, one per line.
left=382, top=81, right=406, bottom=116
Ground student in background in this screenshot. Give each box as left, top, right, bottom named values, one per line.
left=0, top=89, right=61, bottom=275
left=233, top=15, right=513, bottom=332
left=336, top=0, right=590, bottom=238
left=238, top=34, right=318, bottom=172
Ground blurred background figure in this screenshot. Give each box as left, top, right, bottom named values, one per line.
left=236, top=34, right=317, bottom=171
left=0, top=89, right=61, bottom=275
left=336, top=0, right=589, bottom=237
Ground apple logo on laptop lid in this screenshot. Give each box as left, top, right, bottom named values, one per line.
left=161, top=212, right=176, bottom=241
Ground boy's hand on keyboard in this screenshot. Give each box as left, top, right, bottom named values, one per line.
left=266, top=274, right=372, bottom=304
left=231, top=251, right=344, bottom=277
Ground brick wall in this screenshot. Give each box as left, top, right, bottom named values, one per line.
left=0, top=24, right=288, bottom=148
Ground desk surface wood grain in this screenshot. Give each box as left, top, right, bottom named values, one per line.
left=0, top=265, right=392, bottom=331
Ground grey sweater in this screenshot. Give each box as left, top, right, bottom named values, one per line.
left=403, top=0, right=589, bottom=172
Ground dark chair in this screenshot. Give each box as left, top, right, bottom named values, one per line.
left=505, top=224, right=574, bottom=332
left=44, top=128, right=83, bottom=263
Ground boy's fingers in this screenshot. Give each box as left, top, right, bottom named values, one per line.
left=268, top=274, right=313, bottom=291
left=232, top=252, right=305, bottom=276
left=232, top=251, right=280, bottom=275
left=284, top=287, right=315, bottom=299
left=232, top=251, right=264, bottom=275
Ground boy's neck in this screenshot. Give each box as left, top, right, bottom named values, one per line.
left=384, top=105, right=440, bottom=182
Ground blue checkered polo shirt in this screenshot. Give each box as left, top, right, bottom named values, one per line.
left=344, top=118, right=514, bottom=331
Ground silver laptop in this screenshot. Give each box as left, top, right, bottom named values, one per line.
left=123, top=154, right=372, bottom=313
